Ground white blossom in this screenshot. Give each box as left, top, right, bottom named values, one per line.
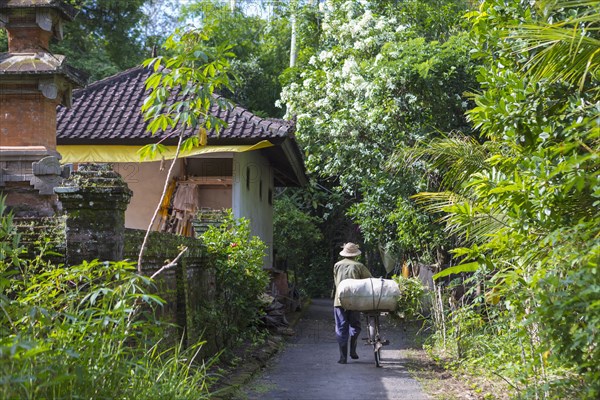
left=319, top=51, right=333, bottom=62
left=303, top=78, right=313, bottom=88
left=341, top=58, right=358, bottom=77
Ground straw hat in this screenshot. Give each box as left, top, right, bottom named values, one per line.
left=339, top=242, right=361, bottom=257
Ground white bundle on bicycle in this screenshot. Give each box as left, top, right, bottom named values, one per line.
left=337, top=277, right=401, bottom=311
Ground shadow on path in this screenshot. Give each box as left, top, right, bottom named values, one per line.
left=238, top=298, right=431, bottom=400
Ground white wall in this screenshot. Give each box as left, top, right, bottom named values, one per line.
left=232, top=151, right=274, bottom=268
left=114, top=160, right=183, bottom=230
left=114, top=154, right=274, bottom=268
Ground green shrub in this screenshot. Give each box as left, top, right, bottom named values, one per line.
left=200, top=210, right=269, bottom=347
left=0, top=196, right=24, bottom=268
left=273, top=196, right=329, bottom=297
left=392, top=275, right=426, bottom=321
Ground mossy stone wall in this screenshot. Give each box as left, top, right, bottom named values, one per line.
left=55, top=164, right=132, bottom=265
left=124, top=229, right=217, bottom=354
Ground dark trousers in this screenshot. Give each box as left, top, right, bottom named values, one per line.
left=334, top=306, right=361, bottom=346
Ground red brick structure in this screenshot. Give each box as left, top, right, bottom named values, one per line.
left=0, top=0, right=85, bottom=216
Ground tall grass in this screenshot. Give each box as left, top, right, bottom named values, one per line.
left=0, top=197, right=212, bottom=399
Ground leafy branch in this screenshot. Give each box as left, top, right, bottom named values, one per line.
left=136, top=24, right=235, bottom=273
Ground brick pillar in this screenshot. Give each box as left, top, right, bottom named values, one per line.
left=54, top=164, right=132, bottom=265
left=0, top=1, right=84, bottom=218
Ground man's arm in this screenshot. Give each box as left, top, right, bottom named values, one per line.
left=332, top=263, right=339, bottom=298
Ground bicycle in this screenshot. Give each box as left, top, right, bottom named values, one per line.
left=363, top=310, right=390, bottom=368
left=339, top=277, right=397, bottom=367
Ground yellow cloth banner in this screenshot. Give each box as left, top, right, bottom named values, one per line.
left=57, top=140, right=274, bottom=163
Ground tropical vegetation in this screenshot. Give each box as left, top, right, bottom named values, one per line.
left=199, top=210, right=270, bottom=347
left=411, top=1, right=600, bottom=397
left=0, top=198, right=212, bottom=399
left=280, top=0, right=477, bottom=265
left=279, top=0, right=599, bottom=397
left=0, top=199, right=269, bottom=398
left=1, top=0, right=598, bottom=398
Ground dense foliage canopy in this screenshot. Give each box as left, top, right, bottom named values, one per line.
left=281, top=0, right=599, bottom=397
left=281, top=0, right=477, bottom=263
left=48, top=0, right=155, bottom=82
left=2, top=0, right=598, bottom=397
left=413, top=1, right=599, bottom=397
left=180, top=0, right=296, bottom=117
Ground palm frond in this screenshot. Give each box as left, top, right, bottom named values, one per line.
left=537, top=0, right=600, bottom=12
left=506, top=1, right=600, bottom=93
left=392, top=134, right=491, bottom=191
left=413, top=190, right=508, bottom=245
left=516, top=26, right=600, bottom=92
left=426, top=136, right=491, bottom=190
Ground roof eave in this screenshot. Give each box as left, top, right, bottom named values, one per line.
left=0, top=0, right=78, bottom=21
left=280, top=137, right=307, bottom=187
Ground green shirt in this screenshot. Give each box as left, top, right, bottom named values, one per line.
left=333, top=258, right=372, bottom=307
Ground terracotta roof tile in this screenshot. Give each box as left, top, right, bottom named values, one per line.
left=57, top=66, right=294, bottom=145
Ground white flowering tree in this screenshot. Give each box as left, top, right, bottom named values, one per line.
left=281, top=0, right=477, bottom=261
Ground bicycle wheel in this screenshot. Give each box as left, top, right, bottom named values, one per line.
left=367, top=315, right=382, bottom=367
left=374, top=315, right=382, bottom=367
left=374, top=345, right=381, bottom=367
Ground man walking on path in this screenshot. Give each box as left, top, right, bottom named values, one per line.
left=333, top=242, right=372, bottom=364
left=239, top=298, right=432, bottom=400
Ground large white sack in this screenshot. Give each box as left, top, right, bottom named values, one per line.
left=337, top=278, right=401, bottom=311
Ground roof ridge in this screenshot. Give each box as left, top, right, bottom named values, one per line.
left=227, top=103, right=292, bottom=136
left=57, top=64, right=295, bottom=143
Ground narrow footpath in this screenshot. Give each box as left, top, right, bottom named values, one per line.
left=237, top=298, right=431, bottom=400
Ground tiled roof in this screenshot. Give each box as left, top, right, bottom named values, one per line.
left=57, top=66, right=294, bottom=145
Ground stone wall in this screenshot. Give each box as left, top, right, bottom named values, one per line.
left=55, top=164, right=131, bottom=265
left=9, top=163, right=227, bottom=358
left=12, top=219, right=221, bottom=357
left=123, top=229, right=218, bottom=355
left=13, top=215, right=66, bottom=264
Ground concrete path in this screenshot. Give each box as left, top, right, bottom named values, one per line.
left=238, top=298, right=431, bottom=400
